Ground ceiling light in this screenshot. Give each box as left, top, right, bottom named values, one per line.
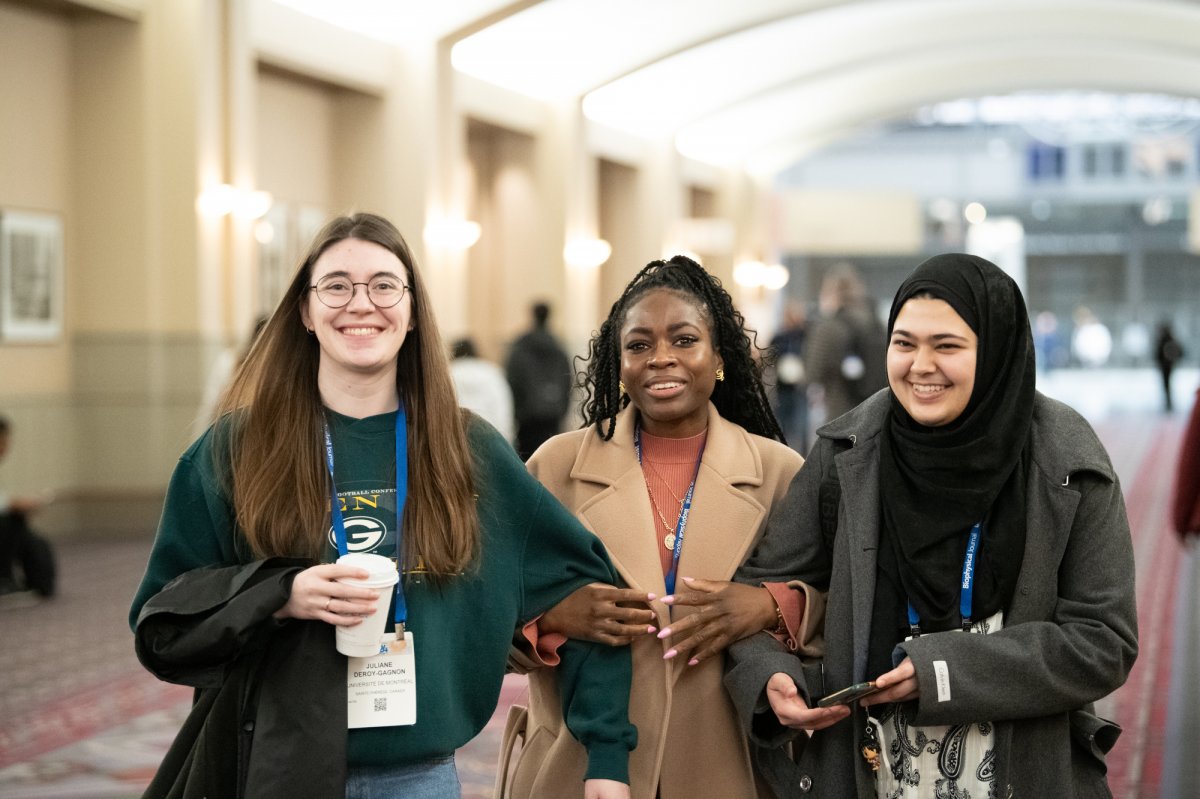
left=424, top=218, right=482, bottom=250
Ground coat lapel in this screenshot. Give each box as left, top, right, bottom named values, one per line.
left=677, top=406, right=769, bottom=586
left=839, top=438, right=881, bottom=682
left=570, top=404, right=769, bottom=599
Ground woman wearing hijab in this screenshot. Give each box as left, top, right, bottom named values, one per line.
left=726, top=253, right=1138, bottom=798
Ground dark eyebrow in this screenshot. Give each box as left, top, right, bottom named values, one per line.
left=891, top=328, right=970, bottom=342
left=318, top=270, right=405, bottom=281
left=623, top=321, right=704, bottom=338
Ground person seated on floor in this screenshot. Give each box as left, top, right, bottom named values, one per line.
left=0, top=415, right=57, bottom=598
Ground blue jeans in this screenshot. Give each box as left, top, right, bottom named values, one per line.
left=346, top=756, right=460, bottom=799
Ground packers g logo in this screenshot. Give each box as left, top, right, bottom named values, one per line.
left=327, top=516, right=387, bottom=552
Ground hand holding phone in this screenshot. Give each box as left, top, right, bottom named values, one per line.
left=816, top=680, right=883, bottom=708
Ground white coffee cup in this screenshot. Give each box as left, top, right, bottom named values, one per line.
left=334, top=552, right=400, bottom=657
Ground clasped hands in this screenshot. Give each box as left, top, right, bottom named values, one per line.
left=539, top=577, right=778, bottom=665
left=765, top=657, right=920, bottom=731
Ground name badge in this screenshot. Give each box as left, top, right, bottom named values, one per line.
left=347, top=632, right=416, bottom=728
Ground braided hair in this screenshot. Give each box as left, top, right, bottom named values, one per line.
left=578, top=255, right=785, bottom=444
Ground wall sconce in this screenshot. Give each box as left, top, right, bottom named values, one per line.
left=196, top=184, right=273, bottom=219
left=423, top=218, right=482, bottom=250
left=734, top=260, right=789, bottom=290
left=564, top=237, right=612, bottom=269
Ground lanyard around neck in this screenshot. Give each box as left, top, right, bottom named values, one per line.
left=634, top=425, right=704, bottom=596
left=323, top=410, right=409, bottom=628
left=906, top=521, right=982, bottom=637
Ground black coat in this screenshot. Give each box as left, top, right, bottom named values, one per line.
left=135, top=559, right=346, bottom=799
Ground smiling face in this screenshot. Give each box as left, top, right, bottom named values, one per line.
left=619, top=289, right=723, bottom=438
left=299, top=238, right=413, bottom=386
left=887, top=297, right=978, bottom=427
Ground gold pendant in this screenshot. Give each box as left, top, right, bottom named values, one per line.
left=663, top=532, right=677, bottom=551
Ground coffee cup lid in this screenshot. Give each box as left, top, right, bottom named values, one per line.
left=336, top=552, right=399, bottom=587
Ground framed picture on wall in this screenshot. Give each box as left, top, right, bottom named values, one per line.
left=0, top=209, right=64, bottom=343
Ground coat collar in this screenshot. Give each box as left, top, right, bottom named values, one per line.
left=570, top=403, right=767, bottom=489
left=818, top=390, right=1115, bottom=486
left=569, top=403, right=771, bottom=596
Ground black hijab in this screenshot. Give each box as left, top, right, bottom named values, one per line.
left=875, top=253, right=1035, bottom=640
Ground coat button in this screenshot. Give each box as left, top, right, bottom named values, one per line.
left=798, top=775, right=813, bottom=792
left=242, top=721, right=255, bottom=732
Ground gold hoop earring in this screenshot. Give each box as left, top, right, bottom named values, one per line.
left=618, top=381, right=626, bottom=395
left=715, top=369, right=725, bottom=382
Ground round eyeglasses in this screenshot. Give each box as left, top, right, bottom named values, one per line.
left=310, top=274, right=409, bottom=309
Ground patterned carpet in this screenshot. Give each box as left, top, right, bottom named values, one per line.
left=0, top=396, right=1195, bottom=798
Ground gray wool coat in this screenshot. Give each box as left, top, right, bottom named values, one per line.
left=726, top=390, right=1138, bottom=798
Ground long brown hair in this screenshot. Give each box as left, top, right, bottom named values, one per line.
left=217, top=212, right=478, bottom=575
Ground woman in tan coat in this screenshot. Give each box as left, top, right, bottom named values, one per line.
left=496, top=256, right=814, bottom=799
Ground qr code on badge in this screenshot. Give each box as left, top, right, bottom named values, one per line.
left=374, top=697, right=387, bottom=712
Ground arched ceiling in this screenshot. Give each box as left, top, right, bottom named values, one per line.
left=276, top=0, right=1200, bottom=176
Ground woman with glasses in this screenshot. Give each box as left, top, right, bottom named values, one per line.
left=497, top=256, right=809, bottom=799
left=130, top=213, right=635, bottom=799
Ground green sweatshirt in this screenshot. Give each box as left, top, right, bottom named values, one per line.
left=130, top=411, right=635, bottom=782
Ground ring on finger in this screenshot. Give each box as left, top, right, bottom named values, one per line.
left=324, top=597, right=333, bottom=613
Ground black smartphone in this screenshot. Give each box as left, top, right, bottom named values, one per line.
left=817, top=680, right=882, bottom=708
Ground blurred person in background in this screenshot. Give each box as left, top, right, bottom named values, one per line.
left=192, top=314, right=270, bottom=441
left=449, top=337, right=515, bottom=444
left=497, top=255, right=809, bottom=799
left=0, top=416, right=56, bottom=601
left=506, top=301, right=573, bottom=460
left=806, top=263, right=887, bottom=422
left=770, top=300, right=811, bottom=453
left=130, top=213, right=635, bottom=799
left=1154, top=320, right=1184, bottom=413
left=1172, top=383, right=1200, bottom=541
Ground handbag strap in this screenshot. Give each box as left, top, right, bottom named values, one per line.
left=492, top=703, right=530, bottom=799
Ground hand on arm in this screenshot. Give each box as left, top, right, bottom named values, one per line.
left=273, top=563, right=380, bottom=627
left=539, top=582, right=657, bottom=646
left=656, top=578, right=778, bottom=664
left=862, top=656, right=919, bottom=707
left=766, top=672, right=850, bottom=730
left=584, top=779, right=630, bottom=799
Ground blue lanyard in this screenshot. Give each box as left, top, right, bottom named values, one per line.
left=633, top=426, right=704, bottom=596
left=906, top=521, right=982, bottom=637
left=323, top=410, right=409, bottom=629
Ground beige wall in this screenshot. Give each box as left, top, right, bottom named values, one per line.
left=0, top=3, right=73, bottom=397
left=256, top=67, right=336, bottom=209
left=0, top=0, right=751, bottom=539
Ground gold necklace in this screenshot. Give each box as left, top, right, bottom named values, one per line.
left=641, top=460, right=686, bottom=550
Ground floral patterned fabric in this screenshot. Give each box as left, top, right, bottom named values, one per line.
left=870, top=611, right=1004, bottom=799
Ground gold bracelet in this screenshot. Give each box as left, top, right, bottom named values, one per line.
left=769, top=602, right=787, bottom=635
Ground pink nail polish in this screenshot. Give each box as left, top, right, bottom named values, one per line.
left=661, top=595, right=675, bottom=605
left=682, top=576, right=694, bottom=582
left=663, top=648, right=677, bottom=659
left=646, top=593, right=657, bottom=601
left=657, top=628, right=671, bottom=639
left=688, top=658, right=699, bottom=666
left=647, top=626, right=657, bottom=634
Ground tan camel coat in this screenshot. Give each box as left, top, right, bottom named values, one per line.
left=497, top=404, right=803, bottom=799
